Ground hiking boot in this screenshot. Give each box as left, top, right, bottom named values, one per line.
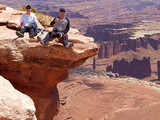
left=68, top=43, right=74, bottom=48
left=16, top=31, right=24, bottom=37
left=29, top=32, right=37, bottom=38
left=65, top=43, right=74, bottom=49
left=37, top=36, right=44, bottom=45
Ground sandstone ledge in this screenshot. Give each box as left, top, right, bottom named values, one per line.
left=0, top=5, right=98, bottom=120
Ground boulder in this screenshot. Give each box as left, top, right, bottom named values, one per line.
left=0, top=4, right=6, bottom=10
left=0, top=76, right=36, bottom=120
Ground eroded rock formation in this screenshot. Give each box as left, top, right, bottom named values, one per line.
left=86, top=23, right=160, bottom=59
left=0, top=76, right=36, bottom=120
left=42, top=11, right=89, bottom=19
left=97, top=37, right=149, bottom=59
left=106, top=57, right=151, bottom=78
left=0, top=6, right=98, bottom=120
left=157, top=61, right=160, bottom=80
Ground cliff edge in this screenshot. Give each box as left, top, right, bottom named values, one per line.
left=0, top=5, right=98, bottom=120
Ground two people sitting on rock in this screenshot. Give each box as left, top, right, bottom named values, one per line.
left=37, top=8, right=74, bottom=48
left=16, top=5, right=38, bottom=38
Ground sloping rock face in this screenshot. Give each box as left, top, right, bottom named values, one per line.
left=0, top=76, right=36, bottom=120
left=86, top=22, right=160, bottom=59
left=0, top=6, right=98, bottom=120
left=106, top=57, right=151, bottom=78
left=157, top=61, right=160, bottom=80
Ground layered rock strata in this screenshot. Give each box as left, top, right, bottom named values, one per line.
left=86, top=23, right=160, bottom=59
left=157, top=61, right=160, bottom=80
left=98, top=38, right=148, bottom=59
left=0, top=6, right=98, bottom=120
left=106, top=57, right=151, bottom=78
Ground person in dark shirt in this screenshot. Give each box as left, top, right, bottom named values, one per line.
left=38, top=8, right=73, bottom=48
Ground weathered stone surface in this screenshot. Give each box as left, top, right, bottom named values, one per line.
left=98, top=42, right=105, bottom=59
left=0, top=7, right=98, bottom=120
left=86, top=23, right=160, bottom=59
left=0, top=4, right=6, bottom=10
left=93, top=57, right=96, bottom=70
left=0, top=6, right=43, bottom=29
left=107, top=57, right=151, bottom=78
left=0, top=76, right=36, bottom=120
left=157, top=61, right=160, bottom=80
left=105, top=41, right=114, bottom=58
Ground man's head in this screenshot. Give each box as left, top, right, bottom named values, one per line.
left=25, top=5, right=31, bottom=14
left=59, top=8, right=66, bottom=18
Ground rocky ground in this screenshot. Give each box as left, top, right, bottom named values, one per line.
left=55, top=66, right=160, bottom=120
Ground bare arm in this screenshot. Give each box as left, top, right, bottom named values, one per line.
left=19, top=22, right=24, bottom=29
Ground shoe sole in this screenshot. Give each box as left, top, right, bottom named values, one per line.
left=68, top=43, right=74, bottom=48
left=16, top=31, right=24, bottom=37
left=30, top=33, right=37, bottom=38
left=37, top=36, right=44, bottom=45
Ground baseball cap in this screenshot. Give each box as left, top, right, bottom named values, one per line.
left=59, top=8, right=65, bottom=12
left=26, top=5, right=31, bottom=9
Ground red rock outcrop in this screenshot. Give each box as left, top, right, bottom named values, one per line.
left=157, top=61, right=160, bottom=80
left=113, top=40, right=121, bottom=55
left=98, top=42, right=105, bottom=59
left=0, top=76, right=36, bottom=120
left=93, top=57, right=96, bottom=70
left=105, top=41, right=114, bottom=58
left=146, top=34, right=160, bottom=50
left=107, top=57, right=151, bottom=78
left=85, top=23, right=133, bottom=42
left=0, top=6, right=98, bottom=120
left=42, top=11, right=89, bottom=19
left=86, top=23, right=160, bottom=59
left=97, top=37, right=149, bottom=59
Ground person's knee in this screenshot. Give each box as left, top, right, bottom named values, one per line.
left=29, top=28, right=34, bottom=34
left=63, top=34, right=68, bottom=40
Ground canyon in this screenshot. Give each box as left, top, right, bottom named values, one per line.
left=1, top=0, right=160, bottom=119
left=84, top=21, right=160, bottom=80
left=0, top=0, right=160, bottom=33
left=87, top=22, right=160, bottom=59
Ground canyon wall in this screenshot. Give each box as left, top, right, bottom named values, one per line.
left=86, top=23, right=160, bottom=59
left=106, top=57, right=151, bottom=78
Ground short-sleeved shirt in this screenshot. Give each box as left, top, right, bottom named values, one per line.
left=20, top=13, right=37, bottom=27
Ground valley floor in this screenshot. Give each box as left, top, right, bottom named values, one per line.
left=55, top=67, right=160, bottom=120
